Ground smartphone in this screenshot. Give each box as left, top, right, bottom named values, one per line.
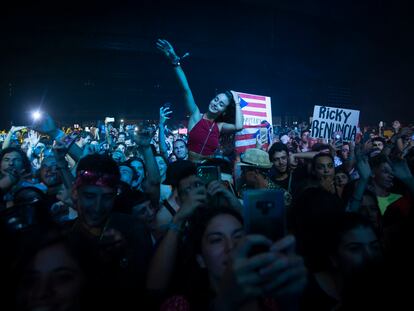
left=163, top=102, right=172, bottom=109
left=105, top=117, right=115, bottom=123
left=259, top=128, right=268, bottom=144
left=62, top=132, right=79, bottom=149
left=243, top=189, right=286, bottom=255
left=197, top=165, right=221, bottom=185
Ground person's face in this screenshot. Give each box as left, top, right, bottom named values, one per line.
left=335, top=172, right=349, bottom=187
left=271, top=150, right=288, bottom=174
left=242, top=167, right=261, bottom=188
left=197, top=214, right=245, bottom=282
left=116, top=144, right=126, bottom=154
left=80, top=135, right=92, bottom=147
left=119, top=165, right=133, bottom=186
left=208, top=93, right=230, bottom=115
left=332, top=226, right=382, bottom=275
left=173, top=141, right=188, bottom=160
left=118, top=134, right=126, bottom=143
left=372, top=162, right=393, bottom=190
left=17, top=243, right=84, bottom=311
left=341, top=145, right=350, bottom=159
left=73, top=185, right=116, bottom=228
left=392, top=120, right=401, bottom=130
left=132, top=200, right=156, bottom=225
left=1, top=151, right=24, bottom=175
left=57, top=184, right=73, bottom=206
left=40, top=157, right=61, bottom=187
left=178, top=175, right=206, bottom=202
left=156, top=156, right=167, bottom=182
left=314, top=156, right=334, bottom=179
left=130, top=160, right=145, bottom=187
left=301, top=131, right=309, bottom=142
left=372, top=140, right=384, bottom=150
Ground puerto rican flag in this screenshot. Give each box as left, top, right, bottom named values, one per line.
left=234, top=92, right=273, bottom=154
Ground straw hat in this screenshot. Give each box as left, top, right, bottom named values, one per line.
left=240, top=148, right=272, bottom=169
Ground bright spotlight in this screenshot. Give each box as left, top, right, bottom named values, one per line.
left=32, top=111, right=42, bottom=121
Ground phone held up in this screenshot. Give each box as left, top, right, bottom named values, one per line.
left=196, top=165, right=221, bottom=185
left=243, top=189, right=286, bottom=256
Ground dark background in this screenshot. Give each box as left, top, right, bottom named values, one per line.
left=0, top=0, right=412, bottom=128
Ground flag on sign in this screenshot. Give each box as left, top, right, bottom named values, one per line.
left=234, top=92, right=273, bottom=154
left=235, top=121, right=272, bottom=154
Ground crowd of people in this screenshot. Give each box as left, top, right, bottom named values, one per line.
left=0, top=39, right=413, bottom=310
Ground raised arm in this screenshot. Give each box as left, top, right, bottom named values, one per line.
left=2, top=126, right=25, bottom=149
left=156, top=39, right=200, bottom=123
left=158, top=106, right=172, bottom=161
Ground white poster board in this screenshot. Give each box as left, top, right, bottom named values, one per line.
left=310, top=105, right=360, bottom=141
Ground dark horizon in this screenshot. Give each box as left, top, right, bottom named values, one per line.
left=1, top=0, right=413, bottom=129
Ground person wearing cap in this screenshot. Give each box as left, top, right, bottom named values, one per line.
left=239, top=148, right=292, bottom=206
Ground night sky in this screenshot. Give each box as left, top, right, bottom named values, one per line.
left=0, top=0, right=413, bottom=129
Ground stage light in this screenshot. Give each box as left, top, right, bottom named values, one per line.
left=32, top=111, right=42, bottom=121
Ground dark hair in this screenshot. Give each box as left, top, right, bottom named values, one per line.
left=163, top=160, right=197, bottom=188
left=368, top=154, right=388, bottom=170
left=311, top=143, right=331, bottom=152
left=0, top=147, right=31, bottom=174
left=78, top=131, right=91, bottom=139
left=114, top=190, right=151, bottom=214
left=199, top=157, right=233, bottom=175
left=268, top=142, right=289, bottom=161
left=372, top=137, right=386, bottom=145
left=76, top=154, right=120, bottom=182
left=214, top=91, right=236, bottom=123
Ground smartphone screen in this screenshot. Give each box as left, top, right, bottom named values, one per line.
left=243, top=189, right=286, bottom=242
left=196, top=166, right=220, bottom=185
left=62, top=132, right=79, bottom=149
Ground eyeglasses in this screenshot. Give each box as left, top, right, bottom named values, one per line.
left=76, top=170, right=119, bottom=188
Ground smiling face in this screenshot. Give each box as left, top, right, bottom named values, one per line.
left=197, top=214, right=245, bottom=283
left=271, top=150, right=288, bottom=174
left=208, top=93, right=230, bottom=115
left=1, top=150, right=24, bottom=175
left=73, top=185, right=116, bottom=228
left=372, top=162, right=394, bottom=190
left=40, top=157, right=61, bottom=187
left=130, top=160, right=145, bottom=188
left=155, top=156, right=167, bottom=182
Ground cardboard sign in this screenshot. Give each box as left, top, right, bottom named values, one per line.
left=310, top=105, right=360, bottom=142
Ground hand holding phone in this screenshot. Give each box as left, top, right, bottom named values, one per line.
left=243, top=189, right=286, bottom=256
left=197, top=165, right=221, bottom=185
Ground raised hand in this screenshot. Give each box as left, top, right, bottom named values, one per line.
left=159, top=106, right=172, bottom=124
left=10, top=126, right=26, bottom=133
left=156, top=39, right=179, bottom=62
left=31, top=113, right=58, bottom=136
left=391, top=158, right=413, bottom=181
left=28, top=130, right=40, bottom=147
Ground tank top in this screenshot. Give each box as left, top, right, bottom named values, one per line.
left=187, top=117, right=220, bottom=156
